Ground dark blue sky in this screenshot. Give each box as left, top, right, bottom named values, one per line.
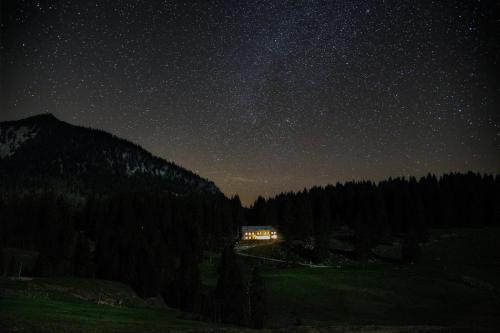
left=1, top=0, right=499, bottom=205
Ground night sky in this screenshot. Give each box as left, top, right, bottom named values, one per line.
left=1, top=0, right=499, bottom=205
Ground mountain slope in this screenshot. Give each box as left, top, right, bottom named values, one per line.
left=0, top=114, right=220, bottom=196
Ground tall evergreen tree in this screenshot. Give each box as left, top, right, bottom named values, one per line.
left=249, top=266, right=268, bottom=329
left=215, top=245, right=246, bottom=325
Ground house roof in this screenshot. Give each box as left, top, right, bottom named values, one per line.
left=241, top=225, right=276, bottom=231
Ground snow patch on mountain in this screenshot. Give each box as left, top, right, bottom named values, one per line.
left=0, top=126, right=39, bottom=158
left=124, top=159, right=168, bottom=177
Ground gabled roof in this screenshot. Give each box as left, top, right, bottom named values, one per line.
left=241, top=225, right=276, bottom=231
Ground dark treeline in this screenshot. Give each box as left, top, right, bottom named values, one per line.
left=0, top=171, right=498, bottom=327
left=0, top=191, right=243, bottom=314
left=248, top=172, right=500, bottom=261
left=213, top=245, right=268, bottom=327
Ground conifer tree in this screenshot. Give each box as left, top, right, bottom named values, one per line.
left=249, top=266, right=268, bottom=329
left=215, top=245, right=246, bottom=325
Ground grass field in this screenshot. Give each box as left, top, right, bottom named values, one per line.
left=204, top=228, right=500, bottom=329
left=0, top=277, right=211, bottom=333
left=2, top=228, right=500, bottom=332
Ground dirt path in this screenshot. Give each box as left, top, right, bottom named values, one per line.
left=235, top=242, right=332, bottom=268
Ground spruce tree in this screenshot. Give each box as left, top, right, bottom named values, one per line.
left=215, top=245, right=246, bottom=325
left=249, top=266, right=268, bottom=329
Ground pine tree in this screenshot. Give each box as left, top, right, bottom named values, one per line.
left=74, top=234, right=94, bottom=277
left=231, top=195, right=245, bottom=239
left=312, top=193, right=331, bottom=262
left=249, top=266, right=268, bottom=329
left=215, top=245, right=246, bottom=325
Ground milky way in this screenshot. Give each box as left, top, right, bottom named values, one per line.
left=1, top=0, right=499, bottom=205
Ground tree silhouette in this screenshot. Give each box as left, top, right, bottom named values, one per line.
left=215, top=245, right=246, bottom=325
left=249, top=266, right=268, bottom=329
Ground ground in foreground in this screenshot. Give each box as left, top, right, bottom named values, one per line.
left=0, top=277, right=210, bottom=333
left=2, top=228, right=500, bottom=332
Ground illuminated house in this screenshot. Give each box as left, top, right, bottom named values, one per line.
left=241, top=225, right=278, bottom=240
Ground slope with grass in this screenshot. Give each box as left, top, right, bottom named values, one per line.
left=202, top=228, right=500, bottom=329
left=0, top=277, right=211, bottom=333
left=2, top=228, right=500, bottom=332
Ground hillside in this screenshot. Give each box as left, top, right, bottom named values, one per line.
left=0, top=114, right=220, bottom=196
left=0, top=277, right=212, bottom=333
left=203, top=228, right=500, bottom=329
left=2, top=229, right=497, bottom=333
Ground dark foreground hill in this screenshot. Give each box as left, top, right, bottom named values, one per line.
left=0, top=113, right=220, bottom=196
left=2, top=228, right=500, bottom=332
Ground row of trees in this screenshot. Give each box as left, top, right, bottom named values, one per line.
left=0, top=191, right=242, bottom=307
left=0, top=189, right=268, bottom=327
left=214, top=246, right=268, bottom=328
left=248, top=172, right=500, bottom=261
left=1, top=171, right=497, bottom=326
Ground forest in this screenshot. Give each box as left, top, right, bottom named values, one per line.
left=247, top=172, right=500, bottom=262
left=1, top=171, right=499, bottom=327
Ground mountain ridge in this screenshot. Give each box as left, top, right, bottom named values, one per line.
left=0, top=113, right=221, bottom=196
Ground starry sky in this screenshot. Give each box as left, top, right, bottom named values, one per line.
left=1, top=0, right=499, bottom=205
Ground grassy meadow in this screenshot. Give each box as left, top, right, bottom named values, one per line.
left=203, top=228, right=500, bottom=328
left=0, top=277, right=211, bottom=333
left=1, top=228, right=500, bottom=332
